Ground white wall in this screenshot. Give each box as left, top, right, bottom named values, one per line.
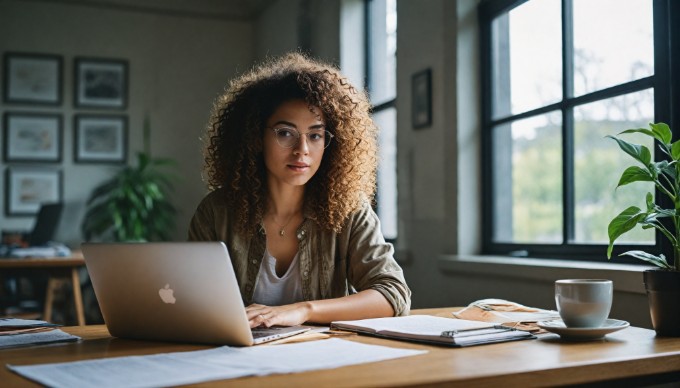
left=0, top=0, right=253, bottom=245
left=394, top=0, right=453, bottom=308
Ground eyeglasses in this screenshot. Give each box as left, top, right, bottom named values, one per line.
left=268, top=126, right=334, bottom=149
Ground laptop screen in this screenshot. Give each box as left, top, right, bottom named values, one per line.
left=28, top=203, right=63, bottom=246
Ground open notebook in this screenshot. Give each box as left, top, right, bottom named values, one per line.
left=82, top=242, right=309, bottom=346
left=331, top=315, right=535, bottom=347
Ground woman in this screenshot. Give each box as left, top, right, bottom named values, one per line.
left=188, top=53, right=410, bottom=328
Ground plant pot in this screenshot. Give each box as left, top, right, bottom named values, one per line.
left=643, top=269, right=680, bottom=336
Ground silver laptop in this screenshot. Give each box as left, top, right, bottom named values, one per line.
left=81, top=241, right=309, bottom=346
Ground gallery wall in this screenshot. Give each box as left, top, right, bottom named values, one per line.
left=0, top=0, right=253, bottom=245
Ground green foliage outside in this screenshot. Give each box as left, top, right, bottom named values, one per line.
left=508, top=119, right=653, bottom=244
left=81, top=117, right=178, bottom=242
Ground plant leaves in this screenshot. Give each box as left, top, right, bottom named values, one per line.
left=670, top=140, right=680, bottom=161
left=619, top=250, right=672, bottom=269
left=607, top=206, right=647, bottom=258
left=606, top=135, right=652, bottom=166
left=82, top=150, right=178, bottom=242
left=616, top=166, right=653, bottom=187
left=620, top=123, right=671, bottom=145
left=650, top=122, right=672, bottom=145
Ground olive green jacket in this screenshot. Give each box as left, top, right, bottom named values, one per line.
left=187, top=188, right=411, bottom=316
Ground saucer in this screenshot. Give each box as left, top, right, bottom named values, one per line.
left=537, top=319, right=630, bottom=340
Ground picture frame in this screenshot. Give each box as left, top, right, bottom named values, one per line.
left=3, top=52, right=62, bottom=105
left=412, top=68, right=432, bottom=129
left=74, top=115, right=127, bottom=163
left=5, top=168, right=62, bottom=216
left=3, top=112, right=62, bottom=163
left=74, top=57, right=128, bottom=109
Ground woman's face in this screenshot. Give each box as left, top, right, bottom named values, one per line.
left=263, top=99, right=327, bottom=189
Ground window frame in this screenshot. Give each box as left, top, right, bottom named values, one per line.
left=365, top=0, right=398, bottom=243
left=479, top=0, right=679, bottom=262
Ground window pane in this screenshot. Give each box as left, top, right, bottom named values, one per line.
left=368, top=0, right=396, bottom=105
left=573, top=89, right=655, bottom=244
left=374, top=107, right=397, bottom=239
left=491, top=0, right=562, bottom=119
left=493, top=112, right=563, bottom=243
left=573, top=0, right=653, bottom=96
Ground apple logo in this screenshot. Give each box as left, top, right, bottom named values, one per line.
left=158, top=284, right=176, bottom=304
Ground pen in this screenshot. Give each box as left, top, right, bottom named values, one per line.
left=441, top=325, right=512, bottom=338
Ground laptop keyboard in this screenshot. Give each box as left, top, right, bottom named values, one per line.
left=251, top=326, right=287, bottom=339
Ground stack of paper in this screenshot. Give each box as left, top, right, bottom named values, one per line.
left=453, top=299, right=561, bottom=333
left=0, top=318, right=80, bottom=348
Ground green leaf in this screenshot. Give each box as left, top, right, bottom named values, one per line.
left=650, top=122, right=672, bottom=145
left=619, top=250, right=672, bottom=269
left=646, top=192, right=654, bottom=209
left=654, top=160, right=672, bottom=176
left=620, top=123, right=671, bottom=145
left=606, top=135, right=652, bottom=166
left=670, top=140, right=680, bottom=162
left=615, top=166, right=653, bottom=187
left=607, top=206, right=647, bottom=258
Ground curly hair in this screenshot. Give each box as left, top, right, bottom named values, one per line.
left=203, top=52, right=378, bottom=235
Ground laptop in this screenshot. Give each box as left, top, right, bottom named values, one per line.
left=28, top=202, right=63, bottom=246
left=81, top=241, right=310, bottom=346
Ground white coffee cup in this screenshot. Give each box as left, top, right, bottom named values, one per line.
left=555, top=279, right=613, bottom=328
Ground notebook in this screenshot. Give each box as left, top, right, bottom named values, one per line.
left=81, top=241, right=309, bottom=346
left=331, top=315, right=535, bottom=347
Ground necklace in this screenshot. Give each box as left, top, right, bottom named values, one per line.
left=268, top=212, right=297, bottom=237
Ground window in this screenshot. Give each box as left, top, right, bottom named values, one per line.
left=368, top=0, right=398, bottom=240
left=480, top=0, right=678, bottom=261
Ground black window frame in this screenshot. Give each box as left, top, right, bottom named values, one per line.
left=479, top=0, right=680, bottom=262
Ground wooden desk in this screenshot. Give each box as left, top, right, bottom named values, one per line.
left=1, top=307, right=680, bottom=387
left=0, top=254, right=86, bottom=326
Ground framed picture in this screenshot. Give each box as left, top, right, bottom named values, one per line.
left=3, top=52, right=62, bottom=105
left=74, top=57, right=128, bottom=109
left=3, top=112, right=62, bottom=163
left=74, top=115, right=127, bottom=163
left=412, top=68, right=432, bottom=129
left=5, top=168, right=62, bottom=216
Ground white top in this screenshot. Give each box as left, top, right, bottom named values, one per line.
left=252, top=249, right=304, bottom=306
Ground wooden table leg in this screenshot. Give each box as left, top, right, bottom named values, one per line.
left=43, top=277, right=58, bottom=323
left=71, top=268, right=85, bottom=326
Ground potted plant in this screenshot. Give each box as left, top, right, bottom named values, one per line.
left=607, top=122, right=680, bottom=336
left=81, top=116, right=177, bottom=242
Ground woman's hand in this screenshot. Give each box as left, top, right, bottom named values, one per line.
left=245, top=302, right=313, bottom=328
left=245, top=290, right=394, bottom=328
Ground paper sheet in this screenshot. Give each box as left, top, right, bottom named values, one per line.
left=8, top=338, right=426, bottom=388
left=0, top=329, right=80, bottom=349
left=452, top=299, right=561, bottom=333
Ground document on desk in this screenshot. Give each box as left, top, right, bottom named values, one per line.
left=0, top=318, right=79, bottom=349
left=331, top=315, right=535, bottom=347
left=7, top=338, right=426, bottom=388
left=0, top=329, right=80, bottom=349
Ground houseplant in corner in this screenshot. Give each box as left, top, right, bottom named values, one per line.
left=81, top=116, right=177, bottom=242
left=607, top=122, right=680, bottom=336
